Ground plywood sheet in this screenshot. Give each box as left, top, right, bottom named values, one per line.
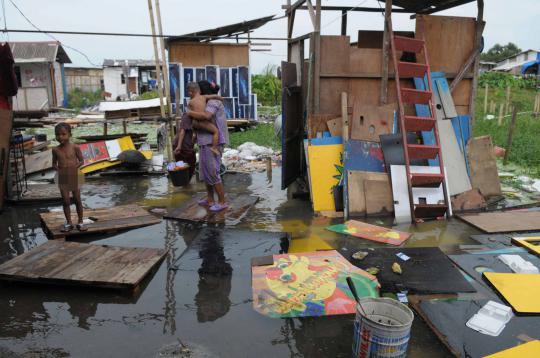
left=165, top=193, right=259, bottom=225
left=350, top=103, right=394, bottom=142
left=168, top=42, right=249, bottom=67
left=23, top=148, right=52, bottom=174
left=364, top=179, right=394, bottom=216
left=320, top=78, right=349, bottom=114
left=320, top=35, right=350, bottom=74
left=252, top=250, right=379, bottom=318
left=484, top=272, right=540, bottom=313
left=0, top=241, right=167, bottom=290
left=308, top=114, right=336, bottom=139
left=326, top=117, right=342, bottom=137
left=344, top=140, right=385, bottom=172
left=347, top=171, right=389, bottom=216
left=467, top=136, right=502, bottom=197
left=307, top=144, right=343, bottom=212
left=40, top=204, right=161, bottom=239
left=349, top=247, right=475, bottom=294
left=458, top=211, right=540, bottom=233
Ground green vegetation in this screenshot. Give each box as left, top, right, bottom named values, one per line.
left=252, top=64, right=281, bottom=106
left=67, top=89, right=102, bottom=111
left=258, top=105, right=281, bottom=119
left=473, top=73, right=540, bottom=176
left=138, top=91, right=159, bottom=100
left=228, top=123, right=280, bottom=150
left=480, top=43, right=521, bottom=63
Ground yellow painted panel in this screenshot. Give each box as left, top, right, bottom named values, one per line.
left=484, top=340, right=540, bottom=358
left=289, top=235, right=333, bottom=253
left=140, top=150, right=153, bottom=160
left=483, top=272, right=540, bottom=313
left=307, top=144, right=343, bottom=212
left=512, top=237, right=540, bottom=256
left=80, top=160, right=120, bottom=174
left=117, top=136, right=136, bottom=150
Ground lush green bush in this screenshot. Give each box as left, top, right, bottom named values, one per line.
left=67, top=88, right=102, bottom=111
left=228, top=123, right=280, bottom=150
left=252, top=64, right=281, bottom=106
left=478, top=72, right=538, bottom=90
left=138, top=91, right=159, bottom=100
left=480, top=43, right=521, bottom=63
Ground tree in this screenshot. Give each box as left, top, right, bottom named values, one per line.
left=251, top=64, right=281, bottom=106
left=480, top=42, right=522, bottom=63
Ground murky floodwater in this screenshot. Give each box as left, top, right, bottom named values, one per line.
left=0, top=167, right=480, bottom=357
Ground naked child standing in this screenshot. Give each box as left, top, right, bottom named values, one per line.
left=52, top=123, right=87, bottom=232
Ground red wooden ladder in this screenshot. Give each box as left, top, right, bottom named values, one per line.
left=390, top=34, right=450, bottom=222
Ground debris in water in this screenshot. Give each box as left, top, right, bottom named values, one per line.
left=392, top=262, right=402, bottom=275
left=366, top=267, right=379, bottom=275
left=352, top=251, right=369, bottom=260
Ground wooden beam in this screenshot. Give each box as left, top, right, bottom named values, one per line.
left=321, top=72, right=474, bottom=79
left=290, top=5, right=411, bottom=13
left=284, top=0, right=307, bottom=15
left=469, top=0, right=484, bottom=125
left=313, top=0, right=321, bottom=112
left=341, top=10, right=347, bottom=35
left=341, top=92, right=349, bottom=220
left=380, top=0, right=392, bottom=105
left=146, top=0, right=165, bottom=118
left=306, top=0, right=317, bottom=29
left=450, top=20, right=485, bottom=92
left=415, top=0, right=474, bottom=15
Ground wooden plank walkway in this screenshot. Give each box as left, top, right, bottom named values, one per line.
left=40, top=204, right=161, bottom=239
left=457, top=210, right=540, bottom=233
left=0, top=241, right=167, bottom=290
left=8, top=184, right=62, bottom=204
left=165, top=193, right=258, bottom=225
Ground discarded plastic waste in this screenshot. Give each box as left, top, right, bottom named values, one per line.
left=466, top=300, right=513, bottom=337
left=167, top=161, right=188, bottom=171
left=352, top=251, right=369, bottom=260
left=498, top=254, right=539, bottom=274
left=352, top=297, right=414, bottom=358
left=392, top=262, right=402, bottom=275
left=396, top=252, right=410, bottom=261
left=366, top=267, right=379, bottom=275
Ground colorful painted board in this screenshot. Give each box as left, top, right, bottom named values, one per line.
left=307, top=143, right=343, bottom=212
left=220, top=68, right=231, bottom=97
left=252, top=250, right=379, bottom=318
left=79, top=141, right=109, bottom=166
left=343, top=140, right=385, bottom=173
left=238, top=66, right=250, bottom=104
left=80, top=136, right=137, bottom=174
left=485, top=341, right=540, bottom=358
left=512, top=237, right=540, bottom=256
left=326, top=220, right=411, bottom=246
left=483, top=272, right=540, bottom=313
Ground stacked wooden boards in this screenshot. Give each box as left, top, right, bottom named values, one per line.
left=40, top=204, right=161, bottom=239
left=0, top=241, right=167, bottom=290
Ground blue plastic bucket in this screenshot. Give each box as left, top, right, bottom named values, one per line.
left=352, top=297, right=414, bottom=358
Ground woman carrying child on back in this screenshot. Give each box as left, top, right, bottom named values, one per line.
left=52, top=123, right=86, bottom=232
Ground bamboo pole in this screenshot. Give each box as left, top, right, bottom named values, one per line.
left=503, top=106, right=518, bottom=165
left=483, top=84, right=488, bottom=113
left=497, top=103, right=504, bottom=126
left=146, top=0, right=165, bottom=119
left=505, top=86, right=511, bottom=114
left=380, top=0, right=393, bottom=105
left=341, top=92, right=349, bottom=220
left=489, top=100, right=495, bottom=113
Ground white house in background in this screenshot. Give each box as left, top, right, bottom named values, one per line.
left=492, top=49, right=540, bottom=75
left=102, top=59, right=159, bottom=101
left=10, top=41, right=71, bottom=111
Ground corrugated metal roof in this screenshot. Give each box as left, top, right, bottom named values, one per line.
left=379, top=0, right=475, bottom=14
left=166, top=15, right=276, bottom=44
left=9, top=41, right=71, bottom=63
left=103, top=59, right=157, bottom=67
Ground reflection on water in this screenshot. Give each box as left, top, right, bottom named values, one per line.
left=0, top=168, right=471, bottom=357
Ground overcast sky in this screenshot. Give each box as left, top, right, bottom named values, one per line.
left=1, top=0, right=538, bottom=73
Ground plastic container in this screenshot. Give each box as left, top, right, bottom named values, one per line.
left=168, top=166, right=191, bottom=187
left=352, top=297, right=414, bottom=358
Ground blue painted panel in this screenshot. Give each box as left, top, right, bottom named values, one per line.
left=451, top=115, right=471, bottom=176
left=307, top=136, right=343, bottom=146
left=343, top=140, right=385, bottom=172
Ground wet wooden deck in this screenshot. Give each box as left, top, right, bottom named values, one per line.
left=165, top=193, right=258, bottom=225
left=40, top=204, right=161, bottom=239
left=0, top=241, right=167, bottom=290
left=8, top=184, right=62, bottom=204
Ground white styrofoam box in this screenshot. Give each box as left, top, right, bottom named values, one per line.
left=498, top=254, right=539, bottom=274
left=391, top=165, right=453, bottom=223
left=466, top=301, right=513, bottom=337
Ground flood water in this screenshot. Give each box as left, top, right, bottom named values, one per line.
left=0, top=167, right=481, bottom=357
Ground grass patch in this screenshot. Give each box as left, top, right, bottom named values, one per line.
left=228, top=123, right=280, bottom=150
left=474, top=86, right=540, bottom=177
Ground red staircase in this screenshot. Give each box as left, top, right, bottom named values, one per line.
left=390, top=33, right=450, bottom=222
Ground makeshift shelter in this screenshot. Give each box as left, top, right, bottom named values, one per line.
left=281, top=0, right=486, bottom=222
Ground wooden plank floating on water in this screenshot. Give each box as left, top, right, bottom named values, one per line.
left=8, top=184, right=62, bottom=204
left=40, top=204, right=161, bottom=239
left=457, top=210, right=540, bottom=233
left=165, top=194, right=258, bottom=225
left=0, top=241, right=167, bottom=290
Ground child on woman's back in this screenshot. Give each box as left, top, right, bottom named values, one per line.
left=186, top=82, right=220, bottom=155
left=52, top=123, right=86, bottom=232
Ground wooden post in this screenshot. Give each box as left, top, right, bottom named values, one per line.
left=489, top=100, right=495, bottom=113
left=103, top=122, right=108, bottom=136
left=146, top=0, right=165, bottom=118
left=266, top=156, right=272, bottom=182
left=534, top=92, right=540, bottom=115
left=380, top=0, right=393, bottom=105
left=155, top=0, right=171, bottom=115
left=483, top=84, right=488, bottom=113
left=313, top=0, right=321, bottom=113
left=503, top=106, right=518, bottom=165
left=505, top=86, right=511, bottom=114
left=497, top=103, right=504, bottom=126
left=122, top=120, right=127, bottom=135
left=341, top=92, right=349, bottom=220
left=468, top=0, right=484, bottom=126
left=341, top=10, right=347, bottom=36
